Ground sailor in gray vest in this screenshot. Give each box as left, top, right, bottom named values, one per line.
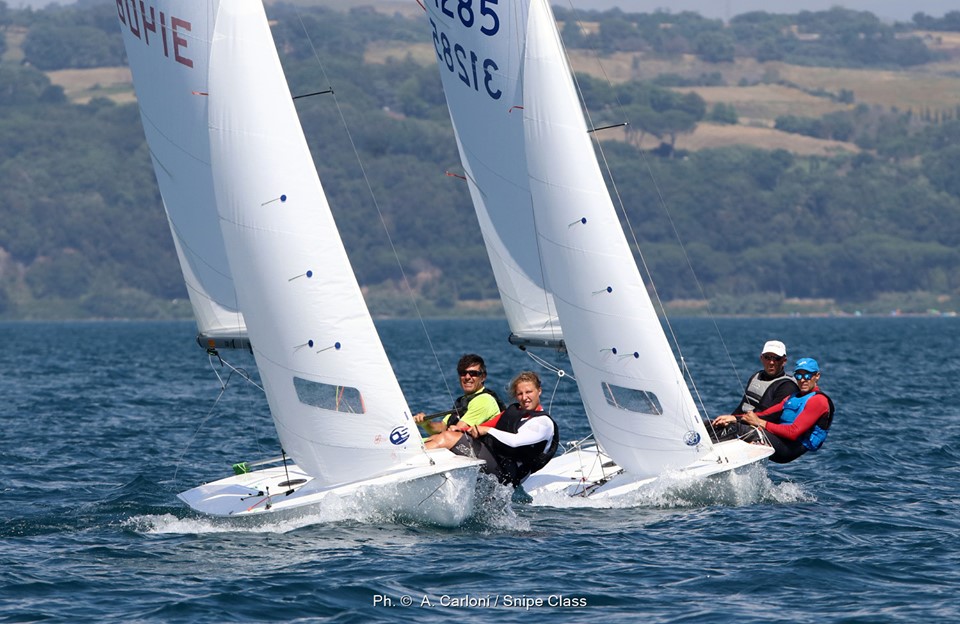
left=711, top=340, right=798, bottom=442
left=733, top=340, right=798, bottom=415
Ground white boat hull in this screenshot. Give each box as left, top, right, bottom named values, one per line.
left=178, top=451, right=483, bottom=527
left=522, top=439, right=774, bottom=501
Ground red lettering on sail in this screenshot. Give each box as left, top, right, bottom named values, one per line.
left=171, top=17, right=193, bottom=68
left=125, top=0, right=141, bottom=38
left=117, top=1, right=192, bottom=68
left=160, top=11, right=169, bottom=57
left=140, top=1, right=157, bottom=46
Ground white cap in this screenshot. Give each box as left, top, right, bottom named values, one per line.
left=761, top=340, right=786, bottom=357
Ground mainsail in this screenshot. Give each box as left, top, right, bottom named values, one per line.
left=120, top=0, right=425, bottom=487
left=427, top=0, right=713, bottom=477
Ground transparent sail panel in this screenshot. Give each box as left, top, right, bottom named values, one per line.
left=294, top=378, right=365, bottom=414
left=601, top=383, right=663, bottom=416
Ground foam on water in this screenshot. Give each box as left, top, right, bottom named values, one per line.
left=526, top=462, right=815, bottom=509
left=465, top=475, right=532, bottom=533
left=128, top=475, right=530, bottom=535
left=127, top=500, right=375, bottom=535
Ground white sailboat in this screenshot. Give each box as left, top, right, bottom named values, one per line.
left=424, top=0, right=772, bottom=500
left=118, top=0, right=481, bottom=524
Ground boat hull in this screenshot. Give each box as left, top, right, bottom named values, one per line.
left=178, top=451, right=483, bottom=527
left=522, top=439, right=774, bottom=501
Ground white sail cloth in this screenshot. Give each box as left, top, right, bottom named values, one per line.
left=121, top=0, right=424, bottom=486
left=426, top=1, right=561, bottom=343
left=427, top=0, right=712, bottom=477
left=118, top=0, right=243, bottom=340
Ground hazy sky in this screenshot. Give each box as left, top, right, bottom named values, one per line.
left=8, top=0, right=955, bottom=22
left=573, top=1, right=953, bottom=23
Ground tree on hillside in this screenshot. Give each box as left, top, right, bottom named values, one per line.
left=754, top=38, right=785, bottom=62
left=596, top=13, right=648, bottom=53
left=912, top=11, right=960, bottom=32
left=0, top=64, right=63, bottom=105
left=924, top=145, right=960, bottom=198
left=694, top=30, right=735, bottom=63
left=560, top=18, right=588, bottom=48
left=20, top=2, right=125, bottom=69
left=708, top=103, right=738, bottom=125
left=23, top=23, right=121, bottom=69
left=580, top=77, right=705, bottom=153
left=729, top=11, right=792, bottom=40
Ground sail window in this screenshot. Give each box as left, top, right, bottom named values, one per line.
left=294, top=377, right=365, bottom=413
left=601, top=382, right=663, bottom=415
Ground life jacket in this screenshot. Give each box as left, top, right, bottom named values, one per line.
left=779, top=390, right=835, bottom=452
left=484, top=403, right=559, bottom=486
left=446, top=387, right=507, bottom=427
left=737, top=371, right=798, bottom=414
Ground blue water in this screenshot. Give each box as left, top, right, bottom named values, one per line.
left=2, top=317, right=958, bottom=622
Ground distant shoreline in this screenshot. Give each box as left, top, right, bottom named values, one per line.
left=0, top=310, right=956, bottom=324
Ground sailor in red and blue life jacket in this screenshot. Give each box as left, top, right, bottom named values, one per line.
left=712, top=357, right=834, bottom=464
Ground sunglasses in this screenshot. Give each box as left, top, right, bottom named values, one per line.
left=762, top=354, right=784, bottom=362
left=794, top=371, right=817, bottom=381
left=459, top=370, right=483, bottom=378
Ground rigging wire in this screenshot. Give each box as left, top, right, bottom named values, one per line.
left=172, top=363, right=234, bottom=486
left=523, top=350, right=575, bottom=416
left=173, top=350, right=267, bottom=486
left=293, top=11, right=456, bottom=409
left=207, top=348, right=264, bottom=393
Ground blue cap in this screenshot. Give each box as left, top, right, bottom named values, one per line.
left=794, top=357, right=819, bottom=373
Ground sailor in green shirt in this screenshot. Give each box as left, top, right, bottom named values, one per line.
left=415, top=354, right=505, bottom=443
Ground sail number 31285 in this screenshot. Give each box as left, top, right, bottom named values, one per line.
left=430, top=18, right=502, bottom=100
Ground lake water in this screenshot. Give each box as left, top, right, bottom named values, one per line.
left=1, top=317, right=958, bottom=622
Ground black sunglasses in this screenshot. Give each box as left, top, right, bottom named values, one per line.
left=459, top=370, right=483, bottom=378
left=794, top=371, right=817, bottom=381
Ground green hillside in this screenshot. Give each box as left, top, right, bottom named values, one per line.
left=0, top=1, right=958, bottom=319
